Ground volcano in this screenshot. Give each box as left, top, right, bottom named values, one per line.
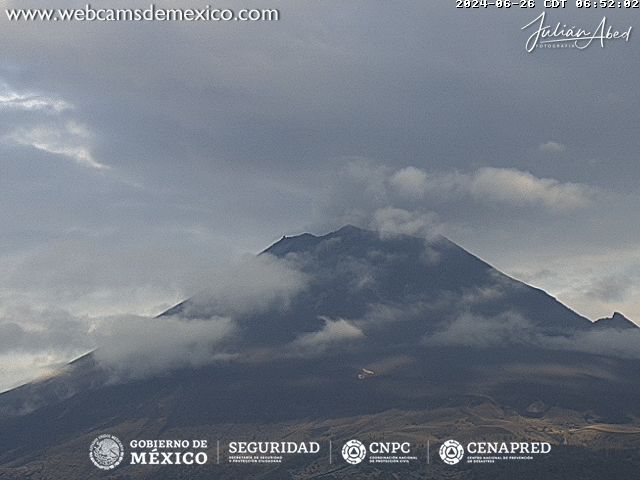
left=0, top=225, right=638, bottom=479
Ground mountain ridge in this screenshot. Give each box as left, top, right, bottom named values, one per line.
left=1, top=224, right=639, bottom=479
left=163, top=224, right=596, bottom=336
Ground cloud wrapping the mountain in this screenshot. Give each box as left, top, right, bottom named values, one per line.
left=87, top=254, right=311, bottom=378
left=0, top=305, right=94, bottom=391
left=180, top=253, right=309, bottom=318
left=372, top=207, right=441, bottom=239
left=289, top=317, right=364, bottom=355
left=425, top=310, right=640, bottom=359
left=0, top=305, right=91, bottom=354
left=0, top=253, right=311, bottom=387
left=92, top=315, right=237, bottom=379
left=425, top=312, right=534, bottom=348
left=542, top=328, right=640, bottom=360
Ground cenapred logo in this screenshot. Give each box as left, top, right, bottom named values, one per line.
left=341, top=439, right=367, bottom=465
left=439, top=439, right=464, bottom=465
left=90, top=434, right=124, bottom=470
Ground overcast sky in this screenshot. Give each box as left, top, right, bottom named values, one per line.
left=1, top=1, right=639, bottom=388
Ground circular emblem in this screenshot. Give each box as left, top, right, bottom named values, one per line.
left=439, top=439, right=464, bottom=465
left=341, top=439, right=367, bottom=465
left=90, top=434, right=124, bottom=470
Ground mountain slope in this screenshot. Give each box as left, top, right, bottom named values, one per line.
left=0, top=225, right=638, bottom=479
left=163, top=225, right=594, bottom=342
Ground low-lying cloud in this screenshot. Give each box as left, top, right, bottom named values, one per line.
left=289, top=317, right=364, bottom=355
left=180, top=253, right=308, bottom=318
left=0, top=252, right=313, bottom=388
left=92, top=315, right=237, bottom=380
left=425, top=311, right=640, bottom=359
left=372, top=207, right=441, bottom=240
left=425, top=312, right=533, bottom=348
left=0, top=305, right=93, bottom=391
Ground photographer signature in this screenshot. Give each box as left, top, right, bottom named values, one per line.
left=522, top=11, right=632, bottom=52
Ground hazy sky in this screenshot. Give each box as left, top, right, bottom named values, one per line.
left=1, top=1, right=639, bottom=388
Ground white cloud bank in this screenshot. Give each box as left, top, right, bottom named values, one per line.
left=372, top=207, right=441, bottom=239
left=389, top=165, right=592, bottom=211
left=92, top=315, right=237, bottom=380
left=425, top=311, right=640, bottom=359
left=326, top=160, right=594, bottom=238
left=181, top=253, right=309, bottom=318
left=0, top=253, right=310, bottom=388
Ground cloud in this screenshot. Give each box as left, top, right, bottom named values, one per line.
left=289, top=317, right=364, bottom=355
left=0, top=244, right=309, bottom=387
left=372, top=207, right=441, bottom=239
left=0, top=84, right=71, bottom=113
left=0, top=79, right=107, bottom=171
left=507, top=247, right=640, bottom=325
left=92, top=314, right=237, bottom=380
left=0, top=352, right=71, bottom=394
left=0, top=305, right=93, bottom=392
left=425, top=310, right=640, bottom=359
left=0, top=309, right=89, bottom=355
left=467, top=167, right=591, bottom=211
left=425, top=312, right=533, bottom=348
left=382, top=167, right=593, bottom=211
left=539, top=141, right=567, bottom=153
left=0, top=302, right=244, bottom=390
left=584, top=274, right=633, bottom=303
left=385, top=166, right=592, bottom=212
left=179, top=254, right=309, bottom=318
left=0, top=0, right=638, bottom=392
left=389, top=166, right=428, bottom=199
left=334, top=161, right=594, bottom=225
left=545, top=328, right=640, bottom=360
left=319, top=160, right=594, bottom=269
left=6, top=121, right=107, bottom=170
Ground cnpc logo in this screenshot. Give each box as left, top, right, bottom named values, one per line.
left=341, top=439, right=411, bottom=465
